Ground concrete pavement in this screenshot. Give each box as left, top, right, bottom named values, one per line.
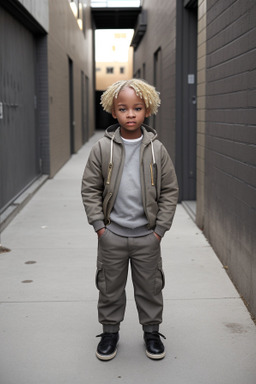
left=1, top=131, right=256, bottom=384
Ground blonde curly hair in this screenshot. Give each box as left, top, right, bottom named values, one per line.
left=100, top=79, right=161, bottom=116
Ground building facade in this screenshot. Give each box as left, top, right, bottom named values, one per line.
left=95, top=30, right=134, bottom=90
left=133, top=0, right=256, bottom=318
left=0, top=0, right=95, bottom=227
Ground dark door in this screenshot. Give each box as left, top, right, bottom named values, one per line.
left=81, top=72, right=89, bottom=144
left=0, top=7, right=39, bottom=212
left=176, top=0, right=198, bottom=201
left=153, top=47, right=162, bottom=134
left=69, top=57, right=75, bottom=154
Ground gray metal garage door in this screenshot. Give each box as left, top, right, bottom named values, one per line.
left=0, top=6, right=40, bottom=212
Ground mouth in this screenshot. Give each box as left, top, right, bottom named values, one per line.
left=126, top=121, right=136, bottom=126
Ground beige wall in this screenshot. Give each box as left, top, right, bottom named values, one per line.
left=132, top=0, right=177, bottom=161
left=17, top=0, right=49, bottom=31
left=96, top=47, right=133, bottom=90
left=48, top=0, right=94, bottom=177
left=196, top=0, right=207, bottom=229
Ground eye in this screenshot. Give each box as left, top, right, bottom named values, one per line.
left=119, top=108, right=126, bottom=112
left=135, top=107, right=142, bottom=111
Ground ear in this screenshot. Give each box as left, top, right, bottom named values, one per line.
left=112, top=107, right=117, bottom=119
left=145, top=109, right=151, bottom=118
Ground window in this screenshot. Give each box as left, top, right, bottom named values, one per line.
left=106, top=67, right=114, bottom=74
left=120, top=67, right=125, bottom=74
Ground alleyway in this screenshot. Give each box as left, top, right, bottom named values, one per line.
left=0, top=131, right=256, bottom=384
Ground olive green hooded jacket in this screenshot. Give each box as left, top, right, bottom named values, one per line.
left=81, top=124, right=179, bottom=237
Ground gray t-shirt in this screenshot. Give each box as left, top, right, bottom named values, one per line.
left=108, top=135, right=152, bottom=237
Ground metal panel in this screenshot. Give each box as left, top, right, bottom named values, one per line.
left=0, top=6, right=40, bottom=212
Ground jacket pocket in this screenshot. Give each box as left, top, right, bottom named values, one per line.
left=154, top=260, right=165, bottom=295
left=95, top=260, right=106, bottom=294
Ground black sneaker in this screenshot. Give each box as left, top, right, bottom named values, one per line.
left=144, top=331, right=166, bottom=360
left=96, top=332, right=119, bottom=361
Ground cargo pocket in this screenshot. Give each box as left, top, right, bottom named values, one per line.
left=154, top=260, right=165, bottom=295
left=95, top=260, right=106, bottom=293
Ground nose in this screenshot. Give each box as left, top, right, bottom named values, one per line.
left=127, top=109, right=135, bottom=117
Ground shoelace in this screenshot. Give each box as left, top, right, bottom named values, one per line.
left=145, top=331, right=166, bottom=340
left=96, top=332, right=118, bottom=338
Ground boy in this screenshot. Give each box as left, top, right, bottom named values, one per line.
left=81, top=79, right=179, bottom=361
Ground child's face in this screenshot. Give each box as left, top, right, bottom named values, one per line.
left=112, top=87, right=150, bottom=139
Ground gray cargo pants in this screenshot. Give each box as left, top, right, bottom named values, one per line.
left=96, top=229, right=165, bottom=333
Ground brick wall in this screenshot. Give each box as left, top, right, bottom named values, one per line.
left=204, top=0, right=256, bottom=316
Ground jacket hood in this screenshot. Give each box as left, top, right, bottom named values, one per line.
left=104, top=123, right=158, bottom=145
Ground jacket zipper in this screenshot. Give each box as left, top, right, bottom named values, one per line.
left=105, top=143, right=124, bottom=223
left=141, top=147, right=150, bottom=227
left=106, top=163, right=113, bottom=185
left=150, top=163, right=154, bottom=186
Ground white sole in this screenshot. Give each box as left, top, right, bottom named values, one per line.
left=96, top=348, right=117, bottom=361
left=145, top=349, right=166, bottom=360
